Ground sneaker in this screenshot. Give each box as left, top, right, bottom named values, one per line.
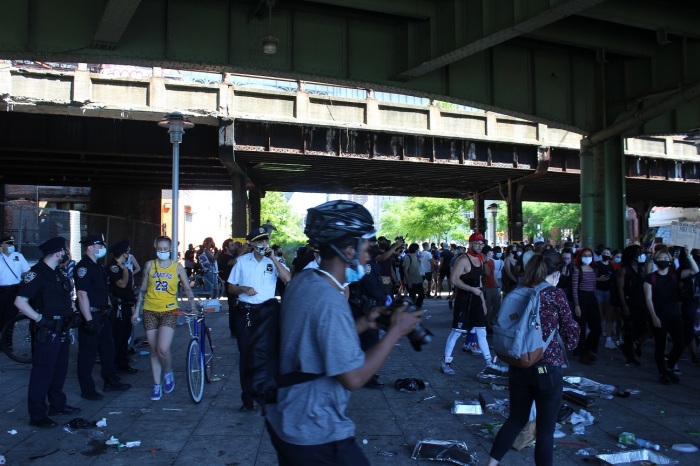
left=486, top=361, right=508, bottom=373
left=164, top=371, right=175, bottom=394
left=440, top=359, right=455, bottom=375
left=604, top=338, right=617, bottom=350
left=468, top=342, right=482, bottom=355
left=151, top=384, right=163, bottom=401
left=667, top=364, right=681, bottom=375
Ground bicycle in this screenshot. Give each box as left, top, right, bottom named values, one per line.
left=175, top=301, right=215, bottom=403
left=1, top=313, right=33, bottom=364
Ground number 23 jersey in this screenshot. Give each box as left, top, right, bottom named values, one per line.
left=144, top=261, right=179, bottom=312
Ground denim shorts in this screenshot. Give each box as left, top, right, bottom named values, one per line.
left=594, top=289, right=610, bottom=304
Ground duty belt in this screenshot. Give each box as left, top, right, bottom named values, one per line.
left=90, top=306, right=111, bottom=315
left=237, top=302, right=264, bottom=312
left=0, top=284, right=21, bottom=293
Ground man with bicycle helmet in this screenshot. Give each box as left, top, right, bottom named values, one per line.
left=265, top=200, right=423, bottom=465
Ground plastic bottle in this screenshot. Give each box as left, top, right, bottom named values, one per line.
left=635, top=438, right=660, bottom=450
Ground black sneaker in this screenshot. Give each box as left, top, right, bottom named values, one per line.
left=103, top=379, right=131, bottom=392
left=29, top=417, right=57, bottom=428
left=48, top=405, right=81, bottom=416
left=81, top=391, right=104, bottom=401
left=239, top=402, right=255, bottom=412
left=116, top=366, right=139, bottom=374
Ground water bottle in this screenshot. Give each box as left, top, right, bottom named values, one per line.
left=635, top=438, right=660, bottom=450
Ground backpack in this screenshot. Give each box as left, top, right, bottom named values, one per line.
left=241, top=298, right=322, bottom=415
left=492, top=282, right=556, bottom=368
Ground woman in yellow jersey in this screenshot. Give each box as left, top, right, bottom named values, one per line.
left=133, top=236, right=196, bottom=401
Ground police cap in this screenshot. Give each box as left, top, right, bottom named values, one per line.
left=1, top=235, right=15, bottom=244
left=246, top=225, right=271, bottom=242
left=39, top=237, right=67, bottom=255
left=81, top=234, right=106, bottom=247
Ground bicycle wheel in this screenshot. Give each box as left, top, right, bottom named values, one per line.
left=1, top=314, right=33, bottom=364
left=203, top=326, right=214, bottom=383
left=186, top=338, right=204, bottom=403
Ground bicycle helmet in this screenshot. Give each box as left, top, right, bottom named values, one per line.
left=305, top=200, right=376, bottom=247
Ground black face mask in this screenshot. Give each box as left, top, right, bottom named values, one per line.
left=654, top=260, right=671, bottom=270
left=601, top=255, right=611, bottom=262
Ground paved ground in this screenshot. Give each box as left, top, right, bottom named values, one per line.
left=1, top=297, right=699, bottom=465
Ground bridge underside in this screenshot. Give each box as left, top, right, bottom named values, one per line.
left=0, top=112, right=698, bottom=208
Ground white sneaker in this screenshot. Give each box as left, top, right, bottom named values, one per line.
left=486, top=361, right=508, bottom=373
left=469, top=343, right=483, bottom=355
left=441, top=358, right=455, bottom=375
left=604, top=338, right=617, bottom=350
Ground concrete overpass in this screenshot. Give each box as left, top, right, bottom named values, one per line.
left=1, top=62, right=697, bottom=241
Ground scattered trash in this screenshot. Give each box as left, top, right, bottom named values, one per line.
left=211, top=376, right=221, bottom=382
left=139, top=350, right=150, bottom=356
left=619, top=432, right=635, bottom=445
left=394, top=378, right=425, bottom=392
left=5, top=409, right=15, bottom=413
left=362, top=438, right=368, bottom=445
left=88, top=429, right=106, bottom=439
left=596, top=449, right=677, bottom=465
left=63, top=418, right=99, bottom=434
left=491, top=383, right=506, bottom=391
left=553, top=430, right=566, bottom=439
left=162, top=408, right=182, bottom=411
left=125, top=441, right=141, bottom=448
left=7, top=430, right=17, bottom=435
left=140, top=408, right=151, bottom=413
left=476, top=370, right=508, bottom=388
left=96, top=418, right=107, bottom=427
left=687, top=430, right=700, bottom=436
left=108, top=411, right=122, bottom=415
left=635, top=438, right=661, bottom=450
left=671, top=443, right=698, bottom=453
left=376, top=450, right=398, bottom=457
left=625, top=388, right=641, bottom=395
left=576, top=448, right=600, bottom=456
left=105, top=436, right=120, bottom=445
left=573, top=425, right=585, bottom=435
left=452, top=400, right=483, bottom=415
left=0, top=454, right=5, bottom=465
left=569, top=409, right=595, bottom=426
left=423, top=395, right=436, bottom=401
left=411, top=439, right=478, bottom=465
left=557, top=404, right=574, bottom=423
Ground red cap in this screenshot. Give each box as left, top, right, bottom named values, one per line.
left=468, top=232, right=484, bottom=242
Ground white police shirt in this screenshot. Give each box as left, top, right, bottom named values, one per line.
left=227, top=252, right=288, bottom=304
left=0, top=252, right=30, bottom=286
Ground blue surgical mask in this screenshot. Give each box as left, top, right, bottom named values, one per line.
left=495, top=253, right=502, bottom=259
left=7, top=246, right=15, bottom=254
left=613, top=257, right=621, bottom=263
left=637, top=254, right=646, bottom=263
left=581, top=257, right=592, bottom=265
left=94, top=247, right=106, bottom=259
left=345, top=262, right=366, bottom=283
left=157, top=251, right=170, bottom=261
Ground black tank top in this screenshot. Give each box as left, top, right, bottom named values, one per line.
left=459, top=256, right=483, bottom=289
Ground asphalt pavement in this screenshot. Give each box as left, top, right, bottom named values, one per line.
left=1, top=296, right=699, bottom=465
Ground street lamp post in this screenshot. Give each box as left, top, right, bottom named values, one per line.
left=486, top=203, right=499, bottom=246
left=158, top=112, right=194, bottom=260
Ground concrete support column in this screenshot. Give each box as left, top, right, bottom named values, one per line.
left=231, top=173, right=247, bottom=240
left=630, top=202, right=653, bottom=242
left=579, top=140, right=595, bottom=248
left=366, top=94, right=379, bottom=127
left=149, top=67, right=167, bottom=109
left=248, top=188, right=261, bottom=232
left=295, top=89, right=309, bottom=120
left=507, top=180, right=524, bottom=243
left=473, top=193, right=486, bottom=236
left=72, top=63, right=92, bottom=103
left=602, top=138, right=627, bottom=248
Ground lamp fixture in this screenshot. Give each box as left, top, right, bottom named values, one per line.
left=262, top=0, right=278, bottom=55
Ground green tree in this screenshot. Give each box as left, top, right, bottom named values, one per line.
left=260, top=192, right=306, bottom=253
left=522, top=202, right=580, bottom=243
left=379, top=197, right=474, bottom=243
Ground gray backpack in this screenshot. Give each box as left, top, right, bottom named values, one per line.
left=492, top=282, right=555, bottom=368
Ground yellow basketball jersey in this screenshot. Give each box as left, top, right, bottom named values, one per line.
left=143, top=260, right=179, bottom=312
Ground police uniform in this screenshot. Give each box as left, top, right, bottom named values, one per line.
left=16, top=237, right=80, bottom=428
left=107, top=241, right=137, bottom=373
left=74, top=234, right=130, bottom=399
left=227, top=226, right=289, bottom=410
left=1, top=235, right=30, bottom=347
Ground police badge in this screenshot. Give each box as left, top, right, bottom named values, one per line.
left=77, top=267, right=87, bottom=278
left=24, top=271, right=36, bottom=283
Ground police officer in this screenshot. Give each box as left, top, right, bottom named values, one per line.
left=107, top=240, right=138, bottom=374
left=75, top=234, right=130, bottom=400
left=1, top=235, right=30, bottom=349
left=227, top=225, right=291, bottom=411
left=14, top=237, right=80, bottom=428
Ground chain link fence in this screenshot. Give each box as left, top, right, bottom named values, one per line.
left=0, top=202, right=161, bottom=268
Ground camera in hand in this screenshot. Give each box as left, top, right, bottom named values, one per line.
left=376, top=297, right=432, bottom=352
